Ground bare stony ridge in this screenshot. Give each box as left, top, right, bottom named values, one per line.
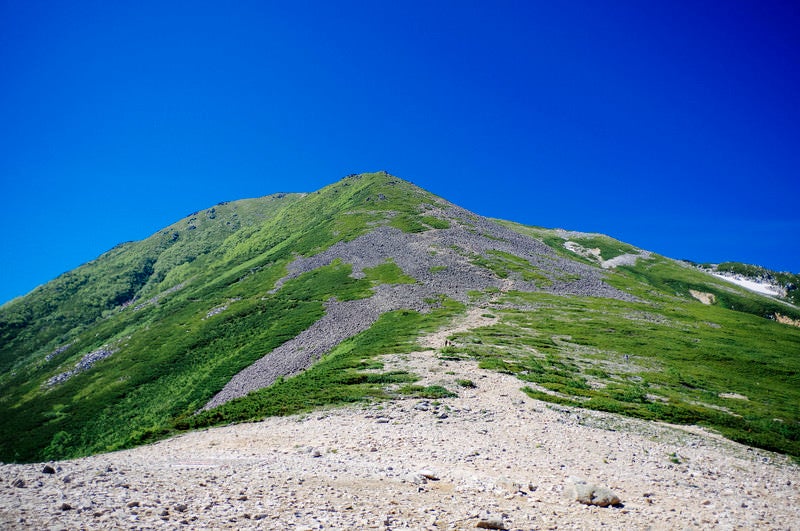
left=3, top=311, right=798, bottom=530
left=205, top=205, right=635, bottom=410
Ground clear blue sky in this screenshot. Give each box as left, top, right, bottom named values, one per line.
left=1, top=1, right=799, bottom=304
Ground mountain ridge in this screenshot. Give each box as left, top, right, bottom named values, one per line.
left=1, top=171, right=799, bottom=463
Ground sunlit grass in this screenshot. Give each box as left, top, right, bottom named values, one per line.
left=444, top=290, right=800, bottom=457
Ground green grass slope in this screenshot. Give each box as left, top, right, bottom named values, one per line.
left=0, top=194, right=302, bottom=377
left=0, top=172, right=456, bottom=462
left=464, top=221, right=800, bottom=457
left=448, top=287, right=800, bottom=457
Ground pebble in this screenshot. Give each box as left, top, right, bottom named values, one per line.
left=477, top=517, right=507, bottom=529
left=418, top=470, right=439, bottom=481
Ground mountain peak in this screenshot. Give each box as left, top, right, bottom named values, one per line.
left=1, top=172, right=799, bottom=465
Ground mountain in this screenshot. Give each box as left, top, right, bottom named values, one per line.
left=1, top=171, right=799, bottom=463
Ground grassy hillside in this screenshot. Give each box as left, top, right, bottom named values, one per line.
left=0, top=194, right=301, bottom=377
left=448, top=287, right=800, bottom=457
left=504, top=221, right=800, bottom=322
left=1, top=172, right=798, bottom=463
left=0, top=172, right=454, bottom=462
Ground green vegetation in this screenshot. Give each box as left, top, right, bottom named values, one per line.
left=189, top=298, right=464, bottom=427
left=419, top=215, right=451, bottom=229
left=570, top=236, right=639, bottom=261
left=0, top=261, right=373, bottom=462
left=397, top=384, right=458, bottom=399
left=445, top=289, right=800, bottom=457
left=470, top=250, right=552, bottom=286
left=0, top=172, right=458, bottom=462
left=389, top=214, right=429, bottom=233
left=496, top=221, right=641, bottom=265
left=717, top=262, right=771, bottom=277
left=502, top=218, right=800, bottom=322
left=611, top=256, right=800, bottom=322
left=363, top=259, right=416, bottom=285
left=389, top=213, right=450, bottom=233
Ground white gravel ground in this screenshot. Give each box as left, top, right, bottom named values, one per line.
left=2, top=311, right=798, bottom=530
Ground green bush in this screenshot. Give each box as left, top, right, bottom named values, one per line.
left=398, top=385, right=457, bottom=399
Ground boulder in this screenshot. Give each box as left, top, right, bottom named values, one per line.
left=569, top=477, right=621, bottom=507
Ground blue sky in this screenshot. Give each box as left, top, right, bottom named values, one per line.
left=1, top=1, right=799, bottom=304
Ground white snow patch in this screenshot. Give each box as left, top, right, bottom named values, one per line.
left=711, top=273, right=784, bottom=297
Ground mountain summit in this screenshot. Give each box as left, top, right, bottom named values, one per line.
left=1, top=172, right=799, bottom=463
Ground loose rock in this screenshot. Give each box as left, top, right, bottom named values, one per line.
left=418, top=469, right=439, bottom=481
left=476, top=517, right=507, bottom=529
left=570, top=477, right=621, bottom=507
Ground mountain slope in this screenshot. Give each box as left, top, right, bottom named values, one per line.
left=0, top=194, right=302, bottom=375
left=1, top=172, right=799, bottom=463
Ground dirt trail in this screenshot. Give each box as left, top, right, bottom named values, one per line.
left=419, top=307, right=498, bottom=350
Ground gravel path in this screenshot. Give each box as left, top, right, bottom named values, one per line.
left=4, top=311, right=798, bottom=530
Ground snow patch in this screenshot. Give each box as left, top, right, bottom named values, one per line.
left=711, top=273, right=784, bottom=297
